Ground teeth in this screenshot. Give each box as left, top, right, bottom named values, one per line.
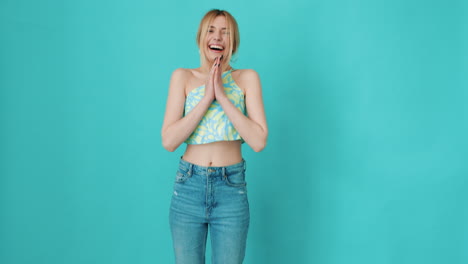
left=209, top=45, right=224, bottom=50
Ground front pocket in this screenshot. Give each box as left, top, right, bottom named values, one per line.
left=175, top=171, right=188, bottom=183
left=224, top=171, right=247, bottom=187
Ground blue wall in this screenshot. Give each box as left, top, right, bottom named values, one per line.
left=1, top=0, right=467, bottom=263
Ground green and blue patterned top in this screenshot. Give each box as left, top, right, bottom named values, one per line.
left=184, top=70, right=246, bottom=144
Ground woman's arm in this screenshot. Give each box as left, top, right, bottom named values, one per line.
left=161, top=68, right=214, bottom=152
left=215, top=68, right=268, bottom=152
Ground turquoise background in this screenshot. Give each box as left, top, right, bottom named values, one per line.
left=1, top=0, right=467, bottom=263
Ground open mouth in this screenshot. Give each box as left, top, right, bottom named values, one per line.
left=208, top=44, right=224, bottom=52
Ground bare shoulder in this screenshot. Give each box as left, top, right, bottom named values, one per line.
left=235, top=69, right=260, bottom=81
left=170, top=68, right=192, bottom=81
left=170, top=68, right=199, bottom=93
left=171, top=68, right=205, bottom=93
left=233, top=69, right=261, bottom=95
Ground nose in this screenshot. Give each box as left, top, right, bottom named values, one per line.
left=213, top=31, right=222, bottom=41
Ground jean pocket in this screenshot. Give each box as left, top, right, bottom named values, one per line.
left=224, top=171, right=247, bottom=187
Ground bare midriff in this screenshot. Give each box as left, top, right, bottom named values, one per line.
left=182, top=141, right=243, bottom=167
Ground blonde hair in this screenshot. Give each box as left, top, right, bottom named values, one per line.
left=196, top=9, right=240, bottom=71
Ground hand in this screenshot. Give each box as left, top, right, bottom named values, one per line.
left=214, top=55, right=226, bottom=100
left=204, top=57, right=218, bottom=101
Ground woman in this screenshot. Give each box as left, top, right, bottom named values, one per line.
left=161, top=9, right=268, bottom=264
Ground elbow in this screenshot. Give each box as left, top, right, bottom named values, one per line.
left=252, top=146, right=265, bottom=152
left=252, top=143, right=266, bottom=152
left=251, top=131, right=268, bottom=152
left=163, top=143, right=177, bottom=152
left=162, top=134, right=178, bottom=152
left=251, top=138, right=267, bottom=152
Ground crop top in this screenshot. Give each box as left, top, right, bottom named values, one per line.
left=184, top=70, right=246, bottom=144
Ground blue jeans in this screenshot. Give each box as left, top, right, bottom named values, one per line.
left=169, top=158, right=250, bottom=264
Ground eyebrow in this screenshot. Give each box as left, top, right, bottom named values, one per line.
left=209, top=25, right=227, bottom=30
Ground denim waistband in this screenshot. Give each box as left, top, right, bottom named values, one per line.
left=178, top=158, right=246, bottom=176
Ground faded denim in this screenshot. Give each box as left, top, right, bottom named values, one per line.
left=169, top=158, right=250, bottom=264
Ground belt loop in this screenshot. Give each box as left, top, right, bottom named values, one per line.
left=222, top=167, right=226, bottom=177
left=243, top=159, right=247, bottom=171
left=188, top=163, right=193, bottom=176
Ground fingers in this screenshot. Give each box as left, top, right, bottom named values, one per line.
left=216, top=55, right=223, bottom=69
left=212, top=56, right=223, bottom=76
left=206, top=57, right=218, bottom=85
left=214, top=56, right=223, bottom=83
left=208, top=55, right=224, bottom=84
left=210, top=57, right=218, bottom=75
left=214, top=55, right=223, bottom=74
left=214, top=61, right=219, bottom=78
left=213, top=55, right=223, bottom=68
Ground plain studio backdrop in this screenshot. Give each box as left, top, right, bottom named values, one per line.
left=1, top=0, right=467, bottom=263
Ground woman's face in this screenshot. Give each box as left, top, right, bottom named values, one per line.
left=204, top=15, right=230, bottom=62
